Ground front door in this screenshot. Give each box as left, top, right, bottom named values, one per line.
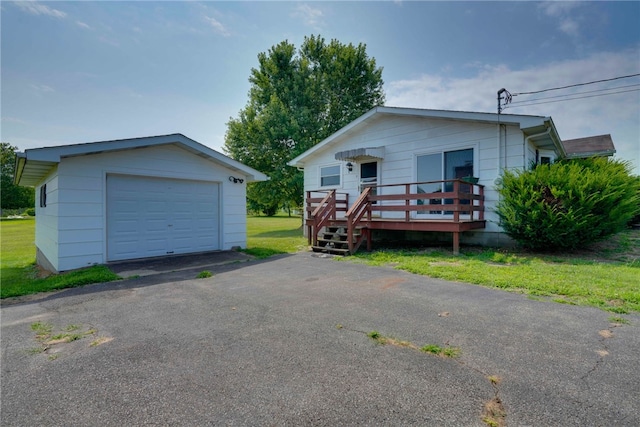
left=360, top=161, right=378, bottom=193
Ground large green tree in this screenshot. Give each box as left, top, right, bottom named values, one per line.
left=1, top=142, right=35, bottom=210
left=224, top=35, right=385, bottom=215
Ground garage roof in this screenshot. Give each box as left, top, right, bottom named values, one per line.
left=14, top=133, right=268, bottom=186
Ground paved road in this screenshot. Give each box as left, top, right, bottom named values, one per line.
left=1, top=252, right=638, bottom=426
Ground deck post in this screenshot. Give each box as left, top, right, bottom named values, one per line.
left=405, top=184, right=410, bottom=222
left=453, top=231, right=460, bottom=255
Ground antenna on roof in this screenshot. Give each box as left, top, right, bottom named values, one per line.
left=497, top=88, right=512, bottom=114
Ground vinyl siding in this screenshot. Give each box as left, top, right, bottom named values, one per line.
left=47, top=143, right=248, bottom=271
left=302, top=115, right=530, bottom=234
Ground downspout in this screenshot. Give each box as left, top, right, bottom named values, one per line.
left=524, top=128, right=551, bottom=170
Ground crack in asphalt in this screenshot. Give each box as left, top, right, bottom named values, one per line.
left=339, top=324, right=506, bottom=426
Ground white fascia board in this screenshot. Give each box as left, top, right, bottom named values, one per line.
left=20, top=134, right=268, bottom=183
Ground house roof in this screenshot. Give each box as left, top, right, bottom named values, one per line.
left=14, top=133, right=269, bottom=186
left=288, top=106, right=565, bottom=167
left=561, top=134, right=616, bottom=159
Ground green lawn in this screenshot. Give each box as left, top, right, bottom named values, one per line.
left=245, top=214, right=308, bottom=258
left=345, top=231, right=640, bottom=314
left=0, top=218, right=119, bottom=299
left=3, top=215, right=639, bottom=314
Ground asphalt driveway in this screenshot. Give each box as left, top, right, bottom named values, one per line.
left=1, top=251, right=638, bottom=426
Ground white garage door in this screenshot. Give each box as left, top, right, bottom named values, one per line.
left=107, top=175, right=220, bottom=261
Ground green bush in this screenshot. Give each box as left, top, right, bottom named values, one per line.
left=23, top=208, right=35, bottom=216
left=496, top=158, right=640, bottom=251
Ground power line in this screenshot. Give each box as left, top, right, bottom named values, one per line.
left=508, top=83, right=640, bottom=105
left=511, top=73, right=640, bottom=96
left=502, top=88, right=640, bottom=110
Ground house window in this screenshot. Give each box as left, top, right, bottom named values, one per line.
left=320, top=165, right=341, bottom=187
left=416, top=148, right=474, bottom=215
left=540, top=156, right=551, bottom=165
left=39, top=184, right=47, bottom=208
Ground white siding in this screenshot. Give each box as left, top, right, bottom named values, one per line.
left=302, top=115, right=531, bottom=235
left=35, top=168, right=60, bottom=271
left=47, top=144, right=248, bottom=271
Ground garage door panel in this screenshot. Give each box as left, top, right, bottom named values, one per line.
left=107, top=175, right=220, bottom=261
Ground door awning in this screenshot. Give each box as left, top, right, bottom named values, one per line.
left=334, top=147, right=384, bottom=162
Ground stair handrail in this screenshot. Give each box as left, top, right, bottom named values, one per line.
left=311, top=190, right=336, bottom=247
left=346, top=187, right=372, bottom=253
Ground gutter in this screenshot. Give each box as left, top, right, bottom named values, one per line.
left=524, top=128, right=551, bottom=168
left=13, top=152, right=26, bottom=186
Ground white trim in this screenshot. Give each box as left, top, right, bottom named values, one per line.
left=413, top=144, right=479, bottom=219
left=318, top=163, right=342, bottom=189
left=288, top=106, right=557, bottom=167
left=16, top=134, right=268, bottom=186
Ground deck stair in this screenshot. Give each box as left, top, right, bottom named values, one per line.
left=312, top=224, right=362, bottom=255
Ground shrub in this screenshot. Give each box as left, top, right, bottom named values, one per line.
left=496, top=157, right=640, bottom=251
left=23, top=208, right=35, bottom=216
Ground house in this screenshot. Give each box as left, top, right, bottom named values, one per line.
left=14, top=134, right=268, bottom=272
left=288, top=106, right=613, bottom=254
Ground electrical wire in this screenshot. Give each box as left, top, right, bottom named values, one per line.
left=502, top=88, right=640, bottom=110
left=508, top=83, right=640, bottom=105
left=511, top=73, right=640, bottom=96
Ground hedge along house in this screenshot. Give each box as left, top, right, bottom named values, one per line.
left=288, top=106, right=614, bottom=255
left=14, top=134, right=268, bottom=272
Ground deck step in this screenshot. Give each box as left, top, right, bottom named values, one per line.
left=312, top=245, right=350, bottom=255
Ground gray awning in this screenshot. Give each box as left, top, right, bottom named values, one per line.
left=335, top=147, right=384, bottom=162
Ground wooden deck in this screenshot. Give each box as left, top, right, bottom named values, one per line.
left=306, top=179, right=486, bottom=255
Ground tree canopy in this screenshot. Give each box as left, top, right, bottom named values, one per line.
left=1, top=142, right=35, bottom=210
left=224, top=35, right=385, bottom=215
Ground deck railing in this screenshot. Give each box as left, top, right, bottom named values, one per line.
left=363, top=179, right=485, bottom=221
left=305, top=190, right=349, bottom=245
left=306, top=179, right=484, bottom=254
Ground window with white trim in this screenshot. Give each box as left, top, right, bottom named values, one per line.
left=416, top=148, right=474, bottom=215
left=320, top=165, right=341, bottom=187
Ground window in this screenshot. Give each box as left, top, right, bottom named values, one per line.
left=320, top=165, right=340, bottom=187
left=416, top=148, right=474, bottom=215
left=540, top=156, right=551, bottom=165
left=39, top=184, right=47, bottom=208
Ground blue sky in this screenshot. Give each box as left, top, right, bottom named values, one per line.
left=2, top=1, right=639, bottom=173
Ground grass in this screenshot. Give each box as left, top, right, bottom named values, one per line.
left=367, top=330, right=460, bottom=357
left=1, top=218, right=120, bottom=299
left=346, top=230, right=640, bottom=314
left=196, top=270, right=213, bottom=279
left=245, top=214, right=307, bottom=258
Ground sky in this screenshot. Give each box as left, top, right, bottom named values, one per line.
left=2, top=1, right=639, bottom=174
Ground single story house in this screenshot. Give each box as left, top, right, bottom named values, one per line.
left=14, top=134, right=268, bottom=272
left=288, top=106, right=615, bottom=254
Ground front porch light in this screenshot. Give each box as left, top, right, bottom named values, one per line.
left=346, top=162, right=353, bottom=172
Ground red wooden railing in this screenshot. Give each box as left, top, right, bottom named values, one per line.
left=306, top=180, right=484, bottom=254
left=305, top=190, right=349, bottom=246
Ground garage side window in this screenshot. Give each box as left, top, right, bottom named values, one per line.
left=39, top=184, right=47, bottom=208
left=320, top=165, right=341, bottom=187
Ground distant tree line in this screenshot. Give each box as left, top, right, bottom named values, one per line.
left=1, top=142, right=35, bottom=211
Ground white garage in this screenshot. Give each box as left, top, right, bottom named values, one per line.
left=14, top=134, right=267, bottom=272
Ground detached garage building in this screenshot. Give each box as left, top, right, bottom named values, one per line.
left=14, top=134, right=268, bottom=272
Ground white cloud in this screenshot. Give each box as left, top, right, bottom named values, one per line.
left=539, top=1, right=580, bottom=18
left=29, top=83, right=55, bottom=93
left=76, top=21, right=91, bottom=30
left=539, top=1, right=583, bottom=37
left=386, top=49, right=640, bottom=173
left=204, top=15, right=230, bottom=37
left=292, top=4, right=325, bottom=30
left=13, top=1, right=66, bottom=19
